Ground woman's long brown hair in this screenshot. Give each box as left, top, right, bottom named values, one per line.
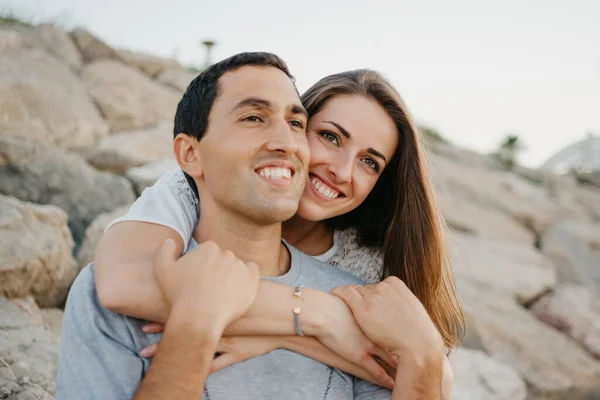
left=301, top=70, right=465, bottom=351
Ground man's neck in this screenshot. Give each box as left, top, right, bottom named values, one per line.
left=282, top=215, right=333, bottom=256
left=193, top=206, right=289, bottom=277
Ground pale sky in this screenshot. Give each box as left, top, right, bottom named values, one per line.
left=6, top=0, right=600, bottom=167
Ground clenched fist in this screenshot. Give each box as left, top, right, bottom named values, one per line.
left=153, top=239, right=261, bottom=335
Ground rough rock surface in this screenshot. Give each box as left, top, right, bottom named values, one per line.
left=450, top=347, right=526, bottom=400
left=126, top=158, right=179, bottom=195
left=0, top=136, right=136, bottom=246
left=0, top=46, right=109, bottom=150
left=0, top=297, right=59, bottom=397
left=458, top=277, right=600, bottom=398
left=450, top=232, right=557, bottom=303
left=85, top=122, right=173, bottom=174
left=82, top=59, right=180, bottom=132
left=76, top=204, right=132, bottom=267
left=541, top=219, right=600, bottom=292
left=69, top=27, right=122, bottom=64
left=0, top=195, right=77, bottom=307
left=157, top=67, right=197, bottom=93
left=118, top=49, right=181, bottom=77
left=531, top=283, right=600, bottom=360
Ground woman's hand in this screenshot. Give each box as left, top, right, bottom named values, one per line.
left=331, top=277, right=444, bottom=359
left=315, top=294, right=398, bottom=388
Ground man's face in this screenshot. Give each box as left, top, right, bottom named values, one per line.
left=196, top=66, right=310, bottom=225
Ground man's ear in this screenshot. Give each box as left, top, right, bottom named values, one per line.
left=173, top=133, right=203, bottom=177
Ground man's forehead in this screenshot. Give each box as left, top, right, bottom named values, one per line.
left=217, top=65, right=301, bottom=105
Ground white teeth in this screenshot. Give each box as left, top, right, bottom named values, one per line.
left=258, top=167, right=292, bottom=180
left=310, top=176, right=340, bottom=200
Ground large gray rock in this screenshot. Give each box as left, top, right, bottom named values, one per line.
left=0, top=46, right=109, bottom=150
left=450, top=233, right=556, bottom=303
left=69, top=27, right=122, bottom=64
left=126, top=158, right=179, bottom=195
left=541, top=219, right=600, bottom=292
left=458, top=278, right=600, bottom=398
left=0, top=136, right=136, bottom=246
left=0, top=195, right=77, bottom=307
left=83, top=59, right=180, bottom=132
left=431, top=153, right=565, bottom=234
left=0, top=297, right=59, bottom=398
left=157, top=67, right=197, bottom=93
left=450, top=347, right=526, bottom=400
left=530, top=283, right=600, bottom=360
left=85, top=122, right=173, bottom=174
left=77, top=204, right=132, bottom=267
left=10, top=296, right=63, bottom=340
left=118, top=49, right=181, bottom=77
left=32, top=23, right=83, bottom=71
left=438, top=191, right=534, bottom=245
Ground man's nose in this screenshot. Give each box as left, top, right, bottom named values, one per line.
left=265, top=118, right=299, bottom=155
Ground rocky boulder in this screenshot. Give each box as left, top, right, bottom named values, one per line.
left=83, top=59, right=180, bottom=132
left=530, top=283, right=600, bottom=360
left=431, top=153, right=565, bottom=234
left=0, top=297, right=59, bottom=398
left=76, top=204, right=132, bottom=267
left=0, top=136, right=136, bottom=246
left=458, top=277, right=600, bottom=398
left=32, top=23, right=83, bottom=71
left=157, top=67, right=197, bottom=93
left=69, top=27, right=122, bottom=64
left=126, top=158, right=179, bottom=195
left=118, top=49, right=181, bottom=77
left=450, top=233, right=556, bottom=303
left=541, top=219, right=600, bottom=292
left=85, top=122, right=173, bottom=174
left=438, top=192, right=534, bottom=245
left=0, top=46, right=109, bottom=150
left=450, top=347, right=526, bottom=400
left=0, top=195, right=77, bottom=308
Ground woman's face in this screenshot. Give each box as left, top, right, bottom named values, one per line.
left=296, top=94, right=399, bottom=221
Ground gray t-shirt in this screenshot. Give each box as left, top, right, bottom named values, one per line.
left=55, top=243, right=391, bottom=399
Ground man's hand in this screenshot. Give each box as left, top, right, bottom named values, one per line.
left=134, top=239, right=260, bottom=399
left=154, top=239, right=261, bottom=335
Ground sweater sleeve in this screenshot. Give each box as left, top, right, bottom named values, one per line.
left=105, top=168, right=199, bottom=253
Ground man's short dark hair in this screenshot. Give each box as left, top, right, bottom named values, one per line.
left=173, top=52, right=295, bottom=141
left=174, top=52, right=295, bottom=201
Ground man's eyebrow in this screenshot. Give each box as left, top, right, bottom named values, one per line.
left=324, top=120, right=387, bottom=163
left=290, top=104, right=308, bottom=119
left=231, top=97, right=272, bottom=112
left=232, top=98, right=308, bottom=119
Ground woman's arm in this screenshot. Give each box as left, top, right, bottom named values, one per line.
left=95, top=225, right=394, bottom=381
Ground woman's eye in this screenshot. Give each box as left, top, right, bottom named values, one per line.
left=320, top=131, right=339, bottom=145
left=362, top=158, right=380, bottom=172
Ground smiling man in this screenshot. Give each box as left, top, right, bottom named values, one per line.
left=55, top=52, right=442, bottom=400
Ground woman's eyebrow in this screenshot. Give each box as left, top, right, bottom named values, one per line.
left=323, top=121, right=351, bottom=138
left=324, top=120, right=387, bottom=163
left=367, top=148, right=387, bottom=163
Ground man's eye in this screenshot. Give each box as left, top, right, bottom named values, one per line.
left=289, top=120, right=305, bottom=129
left=244, top=115, right=263, bottom=123
left=320, top=131, right=339, bottom=146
